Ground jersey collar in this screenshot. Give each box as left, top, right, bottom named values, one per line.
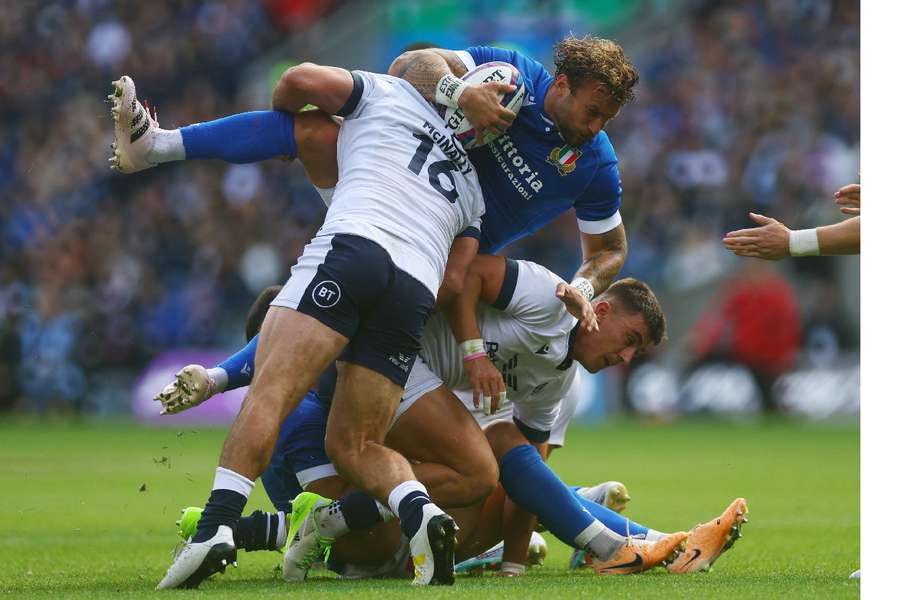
left=556, top=325, right=579, bottom=371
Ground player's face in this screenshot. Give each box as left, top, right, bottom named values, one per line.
left=575, top=304, right=650, bottom=373
left=548, top=76, right=622, bottom=147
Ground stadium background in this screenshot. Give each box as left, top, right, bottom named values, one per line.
left=0, top=1, right=861, bottom=597
left=0, top=0, right=859, bottom=422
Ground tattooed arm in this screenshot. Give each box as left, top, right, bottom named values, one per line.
left=389, top=49, right=516, bottom=141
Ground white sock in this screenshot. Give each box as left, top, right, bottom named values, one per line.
left=645, top=529, right=667, bottom=542
left=387, top=480, right=429, bottom=518
left=275, top=511, right=287, bottom=547
left=206, top=367, right=229, bottom=395
left=147, top=128, right=185, bottom=164
left=212, top=466, right=255, bottom=498
left=581, top=521, right=626, bottom=561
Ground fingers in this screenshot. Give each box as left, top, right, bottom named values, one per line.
left=840, top=207, right=861, bottom=215
left=472, top=384, right=482, bottom=410
left=835, top=183, right=860, bottom=197
left=748, top=212, right=776, bottom=225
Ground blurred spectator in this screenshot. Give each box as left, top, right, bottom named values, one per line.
left=688, top=261, right=802, bottom=409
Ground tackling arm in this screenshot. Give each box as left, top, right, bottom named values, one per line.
left=272, top=63, right=357, bottom=115
left=388, top=49, right=516, bottom=142
left=446, top=255, right=508, bottom=414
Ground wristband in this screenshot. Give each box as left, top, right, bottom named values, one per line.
left=569, top=277, right=595, bottom=301
left=499, top=561, right=526, bottom=576
left=436, top=73, right=469, bottom=107
left=788, top=228, right=820, bottom=256
left=461, top=338, right=486, bottom=359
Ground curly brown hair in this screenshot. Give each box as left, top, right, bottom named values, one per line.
left=599, top=277, right=666, bottom=346
left=553, top=35, right=639, bottom=104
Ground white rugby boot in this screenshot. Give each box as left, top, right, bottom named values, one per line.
left=409, top=504, right=458, bottom=585
left=154, top=365, right=217, bottom=415
left=108, top=75, right=159, bottom=173
left=282, top=492, right=334, bottom=582
left=157, top=525, right=237, bottom=589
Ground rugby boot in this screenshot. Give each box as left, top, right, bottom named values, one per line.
left=282, top=492, right=334, bottom=582
left=592, top=531, right=688, bottom=575
left=667, top=497, right=749, bottom=574
left=409, top=504, right=458, bottom=585
left=455, top=532, right=547, bottom=574
left=157, top=525, right=237, bottom=589
left=176, top=506, right=203, bottom=541
left=108, top=75, right=159, bottom=173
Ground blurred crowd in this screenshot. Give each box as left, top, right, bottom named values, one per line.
left=0, top=0, right=859, bottom=413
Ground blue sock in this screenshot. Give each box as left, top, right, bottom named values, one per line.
left=398, top=491, right=430, bottom=540
left=499, top=444, right=595, bottom=547
left=193, top=489, right=247, bottom=543
left=181, top=111, right=297, bottom=163
left=216, top=335, right=258, bottom=391
left=574, top=495, right=650, bottom=539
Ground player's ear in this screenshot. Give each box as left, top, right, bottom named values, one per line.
left=553, top=73, right=570, bottom=93
left=594, top=300, right=611, bottom=319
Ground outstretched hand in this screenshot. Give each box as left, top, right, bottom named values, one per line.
left=834, top=183, right=860, bottom=215
left=722, top=212, right=791, bottom=260
left=555, top=282, right=598, bottom=332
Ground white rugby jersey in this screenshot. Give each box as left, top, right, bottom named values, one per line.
left=419, top=259, right=579, bottom=435
left=318, top=70, right=484, bottom=296
left=457, top=367, right=582, bottom=447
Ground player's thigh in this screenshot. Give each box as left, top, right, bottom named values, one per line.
left=293, top=109, right=340, bottom=188
left=387, top=383, right=497, bottom=481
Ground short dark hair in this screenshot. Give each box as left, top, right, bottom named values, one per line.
left=553, top=35, right=639, bottom=104
left=245, top=285, right=283, bottom=341
left=599, top=278, right=666, bottom=346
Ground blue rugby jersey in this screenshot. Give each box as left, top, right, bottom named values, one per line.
left=458, top=46, right=623, bottom=254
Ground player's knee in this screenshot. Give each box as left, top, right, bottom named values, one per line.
left=458, top=448, right=499, bottom=503
left=324, top=434, right=365, bottom=475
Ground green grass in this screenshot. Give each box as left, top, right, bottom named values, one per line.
left=0, top=418, right=859, bottom=598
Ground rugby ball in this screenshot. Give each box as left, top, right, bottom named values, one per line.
left=442, top=62, right=526, bottom=149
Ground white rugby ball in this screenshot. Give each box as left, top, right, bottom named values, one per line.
left=442, top=61, right=526, bottom=149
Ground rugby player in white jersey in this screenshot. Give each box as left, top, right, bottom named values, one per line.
left=158, top=256, right=748, bottom=578
left=111, top=64, right=487, bottom=589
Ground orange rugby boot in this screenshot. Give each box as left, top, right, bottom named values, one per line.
left=592, top=531, right=688, bottom=575
left=667, top=497, right=749, bottom=574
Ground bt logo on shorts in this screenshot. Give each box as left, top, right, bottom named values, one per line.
left=312, top=280, right=341, bottom=308
left=389, top=352, right=413, bottom=372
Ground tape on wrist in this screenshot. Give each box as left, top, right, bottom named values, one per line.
left=499, top=561, right=526, bottom=576
left=436, top=73, right=469, bottom=107
left=569, top=277, right=595, bottom=301
left=461, top=338, right=487, bottom=362
left=788, top=228, right=820, bottom=256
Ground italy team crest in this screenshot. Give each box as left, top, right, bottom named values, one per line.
left=546, top=144, right=582, bottom=175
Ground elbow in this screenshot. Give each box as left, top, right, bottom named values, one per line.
left=274, top=62, right=318, bottom=104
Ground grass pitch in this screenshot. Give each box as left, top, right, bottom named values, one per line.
left=0, top=418, right=858, bottom=598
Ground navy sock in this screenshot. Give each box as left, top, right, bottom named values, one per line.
left=181, top=111, right=297, bottom=163
left=398, top=491, right=431, bottom=540
left=499, top=444, right=595, bottom=547
left=337, top=492, right=384, bottom=531
left=216, top=335, right=258, bottom=391
left=233, top=510, right=280, bottom=551
left=193, top=489, right=247, bottom=543
left=574, top=495, right=650, bottom=539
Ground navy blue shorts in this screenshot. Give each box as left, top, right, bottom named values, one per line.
left=272, top=233, right=434, bottom=387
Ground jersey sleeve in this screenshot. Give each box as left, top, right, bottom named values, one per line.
left=456, top=216, right=481, bottom=240
left=573, top=138, right=623, bottom=235
left=491, top=259, right=567, bottom=329
left=336, top=70, right=382, bottom=120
